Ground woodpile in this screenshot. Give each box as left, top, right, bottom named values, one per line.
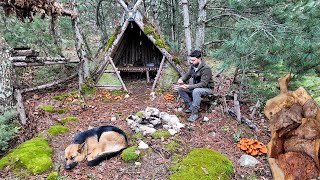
left=264, top=74, right=320, bottom=180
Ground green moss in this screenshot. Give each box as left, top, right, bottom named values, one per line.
left=169, top=148, right=233, bottom=180
left=69, top=91, right=79, bottom=96
left=135, top=111, right=144, bottom=118
left=106, top=35, right=116, bottom=51
left=159, top=65, right=179, bottom=90
left=47, top=172, right=58, bottom=180
left=155, top=39, right=166, bottom=48
left=47, top=124, right=69, bottom=136
left=61, top=116, right=78, bottom=124
left=57, top=107, right=68, bottom=114
left=0, top=136, right=53, bottom=174
left=132, top=132, right=143, bottom=139
left=164, top=140, right=181, bottom=153
left=172, top=57, right=181, bottom=65
left=52, top=93, right=70, bottom=101
left=40, top=105, right=55, bottom=113
left=144, top=25, right=154, bottom=35
left=81, top=78, right=96, bottom=95
left=152, top=130, right=171, bottom=139
left=120, top=146, right=140, bottom=161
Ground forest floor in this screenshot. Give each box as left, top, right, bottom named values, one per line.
left=1, top=75, right=272, bottom=180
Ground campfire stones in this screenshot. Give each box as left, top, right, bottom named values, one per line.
left=126, top=107, right=185, bottom=137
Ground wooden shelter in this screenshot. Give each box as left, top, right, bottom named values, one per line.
left=95, top=0, right=184, bottom=92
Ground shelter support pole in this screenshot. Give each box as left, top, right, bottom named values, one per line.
left=109, top=57, right=128, bottom=92
left=151, top=56, right=166, bottom=92
left=146, top=70, right=150, bottom=83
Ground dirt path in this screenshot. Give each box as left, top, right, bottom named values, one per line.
left=1, top=79, right=272, bottom=179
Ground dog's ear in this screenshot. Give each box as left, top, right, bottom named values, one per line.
left=77, top=143, right=85, bottom=153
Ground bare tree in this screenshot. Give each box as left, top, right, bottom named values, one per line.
left=195, top=0, right=207, bottom=50
left=0, top=39, right=14, bottom=113
left=181, top=0, right=192, bottom=55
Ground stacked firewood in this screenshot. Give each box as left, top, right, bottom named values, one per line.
left=264, top=74, right=320, bottom=180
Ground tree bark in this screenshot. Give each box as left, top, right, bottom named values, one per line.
left=170, top=0, right=176, bottom=42
left=71, top=2, right=90, bottom=84
left=181, top=0, right=192, bottom=56
left=150, top=0, right=162, bottom=35
left=51, top=15, right=64, bottom=57
left=195, top=0, right=207, bottom=50
left=0, top=44, right=14, bottom=113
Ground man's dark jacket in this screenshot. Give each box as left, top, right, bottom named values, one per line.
left=180, top=61, right=214, bottom=90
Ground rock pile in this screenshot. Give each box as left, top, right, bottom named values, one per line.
left=126, top=107, right=185, bottom=136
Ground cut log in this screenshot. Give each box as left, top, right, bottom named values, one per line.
left=10, top=49, right=39, bottom=57
left=15, top=89, right=27, bottom=125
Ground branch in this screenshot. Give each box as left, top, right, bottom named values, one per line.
left=204, top=40, right=225, bottom=46
left=205, top=13, right=231, bottom=24
left=21, top=73, right=78, bottom=93
left=117, top=0, right=129, bottom=12
left=133, top=0, right=143, bottom=11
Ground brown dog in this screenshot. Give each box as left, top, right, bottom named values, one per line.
left=64, top=126, right=128, bottom=170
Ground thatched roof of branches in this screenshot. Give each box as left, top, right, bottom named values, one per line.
left=0, top=0, right=76, bottom=21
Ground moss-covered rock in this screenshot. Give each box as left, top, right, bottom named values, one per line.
left=47, top=124, right=69, bottom=136
left=40, top=105, right=55, bottom=113
left=152, top=130, right=171, bottom=139
left=169, top=148, right=233, bottom=180
left=61, top=116, right=78, bottom=124
left=120, top=146, right=140, bottom=161
left=164, top=140, right=181, bottom=153
left=0, top=136, right=53, bottom=174
left=47, top=172, right=58, bottom=180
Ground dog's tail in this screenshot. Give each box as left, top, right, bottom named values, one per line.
left=87, top=148, right=126, bottom=166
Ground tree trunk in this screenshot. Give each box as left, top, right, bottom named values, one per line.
left=71, top=4, right=90, bottom=86
left=50, top=15, right=64, bottom=57
left=170, top=0, right=176, bottom=42
left=0, top=44, right=14, bottom=113
left=150, top=0, right=162, bottom=35
left=195, top=0, right=207, bottom=50
left=181, top=0, right=192, bottom=56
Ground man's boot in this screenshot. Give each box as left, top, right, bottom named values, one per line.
left=184, top=102, right=192, bottom=113
left=187, top=109, right=199, bottom=122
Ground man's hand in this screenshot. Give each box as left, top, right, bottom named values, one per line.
left=177, top=79, right=184, bottom=84
left=179, top=84, right=189, bottom=89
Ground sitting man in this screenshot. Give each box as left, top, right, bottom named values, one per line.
left=177, top=50, right=214, bottom=122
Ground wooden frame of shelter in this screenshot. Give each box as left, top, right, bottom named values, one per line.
left=94, top=0, right=184, bottom=93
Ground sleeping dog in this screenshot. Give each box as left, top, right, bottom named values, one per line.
left=64, top=125, right=128, bottom=170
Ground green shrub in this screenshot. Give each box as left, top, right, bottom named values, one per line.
left=120, top=146, right=140, bottom=161
left=169, top=148, right=233, bottom=180
left=0, top=109, right=19, bottom=151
